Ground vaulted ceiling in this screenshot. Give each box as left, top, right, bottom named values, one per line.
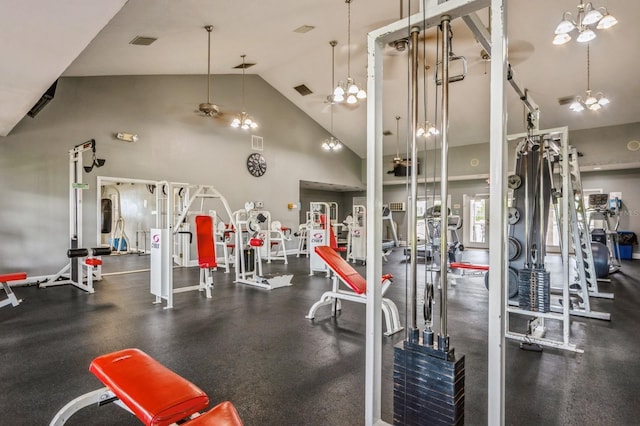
left=2, top=0, right=638, bottom=158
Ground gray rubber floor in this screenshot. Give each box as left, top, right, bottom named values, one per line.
left=0, top=249, right=638, bottom=425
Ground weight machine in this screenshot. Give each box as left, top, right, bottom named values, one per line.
left=150, top=183, right=234, bottom=308
left=232, top=203, right=293, bottom=290
left=345, top=205, right=399, bottom=264
left=587, top=193, right=622, bottom=274
left=40, top=139, right=108, bottom=293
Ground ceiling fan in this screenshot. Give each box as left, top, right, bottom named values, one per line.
left=197, top=25, right=221, bottom=118
left=387, top=116, right=420, bottom=176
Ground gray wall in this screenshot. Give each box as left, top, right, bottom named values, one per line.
left=0, top=75, right=363, bottom=274
left=379, top=123, right=640, bottom=253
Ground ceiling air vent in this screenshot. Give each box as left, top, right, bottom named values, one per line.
left=234, top=62, right=256, bottom=69
left=130, top=36, right=157, bottom=46
left=293, top=25, right=315, bottom=34
left=294, top=84, right=313, bottom=96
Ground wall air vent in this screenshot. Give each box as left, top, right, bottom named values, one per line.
left=388, top=202, right=406, bottom=212
left=27, top=79, right=58, bottom=118
left=130, top=36, right=157, bottom=46
left=294, top=84, right=313, bottom=96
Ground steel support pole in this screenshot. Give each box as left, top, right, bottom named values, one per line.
left=438, top=15, right=451, bottom=351
left=408, top=26, right=421, bottom=342
left=488, top=0, right=507, bottom=424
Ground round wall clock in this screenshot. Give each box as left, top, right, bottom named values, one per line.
left=246, top=153, right=267, bottom=177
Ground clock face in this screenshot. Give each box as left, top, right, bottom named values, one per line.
left=247, top=153, right=267, bottom=177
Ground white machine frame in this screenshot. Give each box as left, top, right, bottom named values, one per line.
left=150, top=183, right=234, bottom=309
left=233, top=207, right=293, bottom=290
left=306, top=270, right=403, bottom=337
left=40, top=140, right=105, bottom=293
left=308, top=202, right=331, bottom=276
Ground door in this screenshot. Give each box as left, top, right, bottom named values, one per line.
left=463, top=194, right=490, bottom=249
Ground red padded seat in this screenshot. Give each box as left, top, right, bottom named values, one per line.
left=314, top=246, right=367, bottom=294
left=85, top=258, right=103, bottom=267
left=0, top=272, right=27, bottom=282
left=196, top=216, right=217, bottom=269
left=249, top=238, right=263, bottom=247
left=89, top=349, right=209, bottom=426
left=187, top=401, right=243, bottom=426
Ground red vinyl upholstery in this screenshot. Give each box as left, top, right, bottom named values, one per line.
left=195, top=216, right=217, bottom=269
left=0, top=272, right=27, bottom=282
left=314, top=246, right=367, bottom=294
left=450, top=262, right=489, bottom=271
left=89, top=348, right=209, bottom=426
left=187, top=401, right=243, bottom=426
left=85, top=258, right=103, bottom=267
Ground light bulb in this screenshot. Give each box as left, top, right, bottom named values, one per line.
left=356, top=89, right=367, bottom=99
left=322, top=142, right=330, bottom=150
left=334, top=93, right=344, bottom=103
left=231, top=118, right=241, bottom=128
left=569, top=100, right=584, bottom=112
left=589, top=102, right=602, bottom=111
left=585, top=93, right=598, bottom=105
left=577, top=29, right=596, bottom=42
left=346, top=94, right=357, bottom=104
left=553, top=33, right=572, bottom=45
left=416, top=127, right=426, bottom=137
left=348, top=83, right=359, bottom=94
left=334, top=142, right=342, bottom=150
left=598, top=96, right=610, bottom=106
left=334, top=85, right=345, bottom=96
left=597, top=14, right=618, bottom=29
left=245, top=118, right=253, bottom=126
left=250, top=122, right=258, bottom=129
left=582, top=9, right=603, bottom=26
left=429, top=126, right=440, bottom=135
left=555, top=19, right=576, bottom=34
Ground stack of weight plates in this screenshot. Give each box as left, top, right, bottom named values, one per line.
left=518, top=268, right=550, bottom=312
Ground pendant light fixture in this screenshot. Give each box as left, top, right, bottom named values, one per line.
left=323, top=41, right=343, bottom=151
left=231, top=54, right=258, bottom=130
left=333, top=0, right=366, bottom=105
left=569, top=44, right=609, bottom=112
left=552, top=1, right=617, bottom=45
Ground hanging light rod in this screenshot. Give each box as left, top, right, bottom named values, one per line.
left=231, top=54, right=258, bottom=130
left=569, top=44, right=609, bottom=112
left=323, top=41, right=342, bottom=151
left=333, top=0, right=366, bottom=104
left=553, top=1, right=617, bottom=45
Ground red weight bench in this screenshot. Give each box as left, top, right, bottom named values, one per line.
left=0, top=272, right=26, bottom=309
left=50, top=348, right=242, bottom=426
left=305, top=246, right=403, bottom=336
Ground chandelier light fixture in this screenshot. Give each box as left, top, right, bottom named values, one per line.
left=569, top=44, right=610, bottom=112
left=416, top=121, right=439, bottom=138
left=333, top=0, right=366, bottom=105
left=323, top=41, right=343, bottom=151
left=231, top=55, right=258, bottom=130
left=552, top=1, right=617, bottom=45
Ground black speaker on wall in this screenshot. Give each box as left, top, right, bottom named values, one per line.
left=27, top=79, right=58, bottom=118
